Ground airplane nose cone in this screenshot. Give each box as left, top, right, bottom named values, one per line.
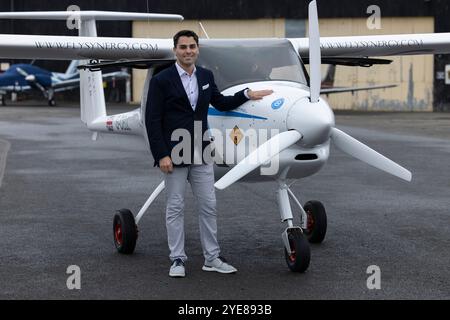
left=286, top=98, right=335, bottom=147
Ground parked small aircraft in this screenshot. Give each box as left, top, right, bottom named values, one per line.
left=0, top=60, right=129, bottom=106
left=0, top=2, right=448, bottom=272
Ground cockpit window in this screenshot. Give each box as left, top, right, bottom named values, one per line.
left=197, top=39, right=308, bottom=91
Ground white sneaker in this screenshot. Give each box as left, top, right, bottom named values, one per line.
left=169, top=259, right=185, bottom=278
left=202, top=256, right=237, bottom=274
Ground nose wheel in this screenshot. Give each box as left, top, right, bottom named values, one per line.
left=113, top=209, right=138, bottom=254
left=283, top=228, right=311, bottom=273
left=279, top=179, right=329, bottom=273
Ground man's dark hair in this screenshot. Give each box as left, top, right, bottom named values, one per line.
left=173, top=30, right=199, bottom=48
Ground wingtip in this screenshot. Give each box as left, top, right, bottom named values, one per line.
left=398, top=169, right=412, bottom=182
left=405, top=171, right=412, bottom=182
left=214, top=182, right=225, bottom=190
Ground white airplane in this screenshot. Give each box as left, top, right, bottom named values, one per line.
left=0, top=1, right=448, bottom=273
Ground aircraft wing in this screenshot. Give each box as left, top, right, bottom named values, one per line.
left=1, top=33, right=450, bottom=62
left=290, top=33, right=450, bottom=57
left=0, top=34, right=174, bottom=60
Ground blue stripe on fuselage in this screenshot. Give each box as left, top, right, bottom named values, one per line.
left=208, top=107, right=267, bottom=120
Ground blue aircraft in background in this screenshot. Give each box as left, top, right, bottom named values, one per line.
left=0, top=60, right=129, bottom=106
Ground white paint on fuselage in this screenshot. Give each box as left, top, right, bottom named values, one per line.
left=139, top=74, right=331, bottom=182
left=207, top=81, right=330, bottom=182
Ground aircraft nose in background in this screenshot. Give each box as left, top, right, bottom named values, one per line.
left=286, top=98, right=335, bottom=147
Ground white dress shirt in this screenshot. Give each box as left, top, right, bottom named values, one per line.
left=175, top=62, right=250, bottom=110
left=175, top=62, right=199, bottom=111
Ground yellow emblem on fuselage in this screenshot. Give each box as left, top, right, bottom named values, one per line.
left=230, top=125, right=243, bottom=145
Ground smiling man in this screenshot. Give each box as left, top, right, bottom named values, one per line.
left=146, top=30, right=272, bottom=278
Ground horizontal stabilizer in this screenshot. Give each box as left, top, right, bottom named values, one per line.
left=0, top=11, right=183, bottom=21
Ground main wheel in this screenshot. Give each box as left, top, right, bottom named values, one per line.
left=303, top=200, right=327, bottom=244
left=113, top=209, right=138, bottom=254
left=48, top=99, right=56, bottom=106
left=284, top=229, right=310, bottom=273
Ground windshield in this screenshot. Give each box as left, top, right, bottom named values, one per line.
left=197, top=39, right=308, bottom=91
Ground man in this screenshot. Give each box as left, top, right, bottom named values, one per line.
left=146, top=30, right=272, bottom=278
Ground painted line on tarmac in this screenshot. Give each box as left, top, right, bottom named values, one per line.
left=0, top=138, right=10, bottom=188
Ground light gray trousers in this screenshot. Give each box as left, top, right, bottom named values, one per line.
left=164, top=163, right=220, bottom=263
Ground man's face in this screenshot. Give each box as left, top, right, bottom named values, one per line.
left=173, top=36, right=199, bottom=68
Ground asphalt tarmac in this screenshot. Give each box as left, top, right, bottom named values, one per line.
left=0, top=104, right=449, bottom=300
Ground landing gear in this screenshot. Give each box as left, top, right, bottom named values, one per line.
left=0, top=95, right=5, bottom=106
left=46, top=88, right=55, bottom=106
left=112, top=181, right=165, bottom=255
left=283, top=228, right=310, bottom=272
left=278, top=172, right=328, bottom=273
left=303, top=200, right=327, bottom=243
left=113, top=209, right=137, bottom=254
left=278, top=174, right=311, bottom=273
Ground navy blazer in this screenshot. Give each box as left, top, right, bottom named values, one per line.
left=146, top=64, right=249, bottom=166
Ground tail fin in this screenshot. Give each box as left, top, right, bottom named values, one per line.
left=73, top=12, right=180, bottom=127
left=64, top=60, right=79, bottom=77
left=79, top=19, right=105, bottom=125
left=75, top=12, right=181, bottom=127
left=0, top=10, right=183, bottom=127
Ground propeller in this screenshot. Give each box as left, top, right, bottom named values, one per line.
left=308, top=0, right=321, bottom=103
left=16, top=67, right=47, bottom=93
left=331, top=128, right=412, bottom=181
left=214, top=130, right=302, bottom=190
left=307, top=0, right=411, bottom=181
left=214, top=0, right=412, bottom=190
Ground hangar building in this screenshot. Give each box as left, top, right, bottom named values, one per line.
left=0, top=0, right=449, bottom=112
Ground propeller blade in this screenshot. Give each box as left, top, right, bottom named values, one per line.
left=214, top=130, right=302, bottom=190
left=15, top=67, right=29, bottom=77
left=16, top=67, right=47, bottom=93
left=331, top=127, right=412, bottom=182
left=308, top=0, right=321, bottom=103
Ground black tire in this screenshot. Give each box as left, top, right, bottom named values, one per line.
left=113, top=209, right=138, bottom=254
left=284, top=229, right=311, bottom=273
left=48, top=99, right=56, bottom=106
left=303, top=200, right=327, bottom=244
left=0, top=96, right=5, bottom=106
